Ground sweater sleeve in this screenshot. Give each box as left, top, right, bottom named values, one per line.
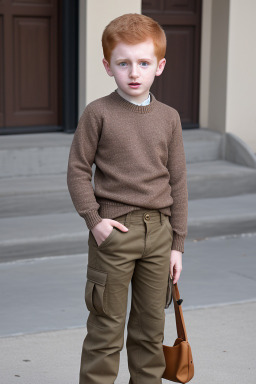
left=167, top=111, right=188, bottom=253
left=67, top=105, right=103, bottom=230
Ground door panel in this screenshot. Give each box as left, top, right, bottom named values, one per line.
left=160, top=26, right=194, bottom=124
left=142, top=0, right=202, bottom=128
left=164, top=0, right=197, bottom=12
left=13, top=1, right=52, bottom=4
left=0, top=0, right=59, bottom=129
left=14, top=18, right=52, bottom=112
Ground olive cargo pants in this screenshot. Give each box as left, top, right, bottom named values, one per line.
left=79, top=209, right=173, bottom=384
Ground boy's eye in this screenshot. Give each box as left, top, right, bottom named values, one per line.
left=140, top=61, right=149, bottom=67
left=119, top=62, right=127, bottom=67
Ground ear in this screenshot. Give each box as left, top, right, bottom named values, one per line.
left=155, top=58, right=166, bottom=77
left=102, top=58, right=114, bottom=77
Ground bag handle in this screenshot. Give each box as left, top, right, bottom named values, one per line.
left=171, top=280, right=188, bottom=342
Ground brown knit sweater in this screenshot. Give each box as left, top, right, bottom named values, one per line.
left=67, top=90, right=188, bottom=253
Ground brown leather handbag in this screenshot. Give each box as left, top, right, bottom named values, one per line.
left=162, top=279, right=194, bottom=383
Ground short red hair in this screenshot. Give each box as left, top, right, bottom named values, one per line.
left=102, top=13, right=166, bottom=63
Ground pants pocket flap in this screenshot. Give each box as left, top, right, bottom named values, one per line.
left=87, top=266, right=107, bottom=286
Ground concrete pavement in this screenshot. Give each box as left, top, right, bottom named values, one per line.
left=1, top=302, right=255, bottom=384
left=1, top=232, right=256, bottom=336
left=1, top=232, right=256, bottom=383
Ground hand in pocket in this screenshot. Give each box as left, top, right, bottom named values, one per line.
left=91, top=218, right=129, bottom=247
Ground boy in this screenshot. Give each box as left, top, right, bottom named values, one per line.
left=67, top=13, right=188, bottom=384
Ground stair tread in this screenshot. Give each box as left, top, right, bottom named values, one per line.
left=188, top=193, right=256, bottom=221
left=0, top=212, right=87, bottom=245
left=0, top=129, right=221, bottom=150
left=0, top=132, right=73, bottom=150
left=1, top=160, right=255, bottom=196
left=0, top=174, right=68, bottom=196
left=187, top=160, right=256, bottom=177
left=1, top=193, right=256, bottom=245
left=182, top=128, right=222, bottom=142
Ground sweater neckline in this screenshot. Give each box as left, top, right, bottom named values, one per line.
left=110, top=89, right=156, bottom=114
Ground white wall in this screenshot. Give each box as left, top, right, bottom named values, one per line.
left=81, top=0, right=141, bottom=114
left=226, top=0, right=256, bottom=152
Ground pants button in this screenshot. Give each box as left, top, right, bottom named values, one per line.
left=144, top=213, right=150, bottom=221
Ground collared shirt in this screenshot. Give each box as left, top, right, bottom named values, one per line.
left=116, top=89, right=151, bottom=106
left=130, top=94, right=151, bottom=106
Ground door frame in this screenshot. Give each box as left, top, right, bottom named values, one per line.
left=0, top=0, right=78, bottom=135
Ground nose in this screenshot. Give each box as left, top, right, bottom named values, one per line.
left=129, top=64, right=139, bottom=79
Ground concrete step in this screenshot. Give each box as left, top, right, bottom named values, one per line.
left=1, top=160, right=256, bottom=219
left=187, top=160, right=256, bottom=199
left=1, top=129, right=255, bottom=179
left=187, top=193, right=256, bottom=239
left=0, top=129, right=223, bottom=178
left=0, top=213, right=88, bottom=263
left=1, top=193, right=256, bottom=262
left=0, top=133, right=73, bottom=177
left=0, top=174, right=67, bottom=195
left=0, top=174, right=73, bottom=218
left=0, top=189, right=74, bottom=219
left=183, top=128, right=222, bottom=163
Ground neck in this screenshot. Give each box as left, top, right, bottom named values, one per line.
left=117, top=88, right=150, bottom=105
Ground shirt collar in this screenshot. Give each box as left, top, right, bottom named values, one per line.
left=130, top=94, right=151, bottom=106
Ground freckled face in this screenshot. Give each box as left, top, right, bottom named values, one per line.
left=103, top=39, right=166, bottom=104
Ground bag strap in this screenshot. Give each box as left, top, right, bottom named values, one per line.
left=171, top=280, right=188, bottom=342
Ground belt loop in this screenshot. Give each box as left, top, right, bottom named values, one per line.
left=160, top=212, right=164, bottom=225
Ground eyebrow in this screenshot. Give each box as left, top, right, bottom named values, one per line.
left=115, top=58, right=153, bottom=62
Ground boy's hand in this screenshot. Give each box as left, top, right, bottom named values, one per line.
left=170, top=250, right=182, bottom=284
left=91, top=219, right=129, bottom=247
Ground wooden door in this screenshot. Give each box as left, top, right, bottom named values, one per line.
left=142, top=0, right=202, bottom=128
left=0, top=0, right=60, bottom=131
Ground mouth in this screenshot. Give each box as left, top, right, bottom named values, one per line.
left=128, top=82, right=141, bottom=88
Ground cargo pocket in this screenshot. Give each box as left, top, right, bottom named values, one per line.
left=165, top=274, right=173, bottom=309
left=85, top=266, right=107, bottom=316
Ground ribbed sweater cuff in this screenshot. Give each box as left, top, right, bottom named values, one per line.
left=84, top=210, right=102, bottom=230
left=171, top=233, right=186, bottom=254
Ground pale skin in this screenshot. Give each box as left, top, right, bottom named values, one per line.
left=91, top=39, right=182, bottom=284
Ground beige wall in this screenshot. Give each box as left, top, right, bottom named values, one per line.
left=79, top=0, right=141, bottom=116
left=207, top=0, right=230, bottom=134
left=225, top=0, right=256, bottom=151
left=199, top=0, right=212, bottom=128
left=200, top=0, right=256, bottom=151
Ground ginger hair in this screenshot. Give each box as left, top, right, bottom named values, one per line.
left=102, top=13, right=166, bottom=63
